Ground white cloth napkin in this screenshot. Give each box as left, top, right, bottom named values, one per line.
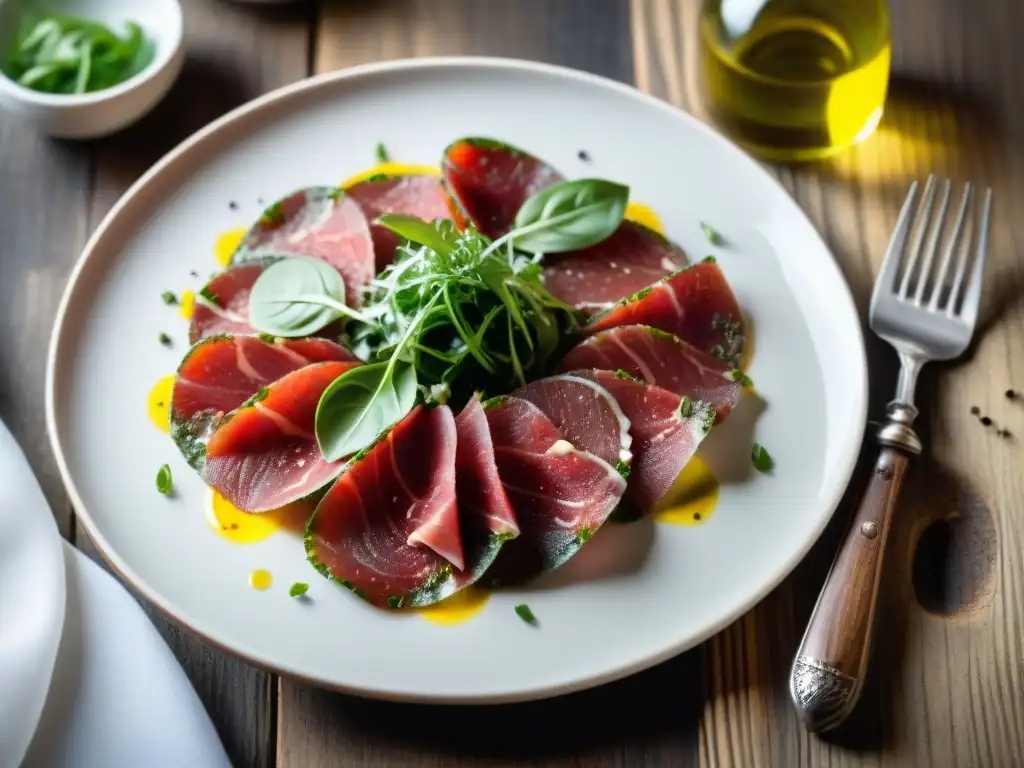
left=0, top=417, right=230, bottom=768
left=0, top=420, right=66, bottom=768
left=20, top=543, right=231, bottom=768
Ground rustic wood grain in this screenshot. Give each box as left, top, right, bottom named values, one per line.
left=0, top=122, right=90, bottom=540
left=72, top=2, right=312, bottom=766
left=631, top=0, right=1024, bottom=765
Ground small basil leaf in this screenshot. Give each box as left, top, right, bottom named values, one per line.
left=315, top=360, right=417, bottom=461
left=376, top=214, right=455, bottom=256
left=248, top=257, right=346, bottom=338
left=512, top=178, right=629, bottom=253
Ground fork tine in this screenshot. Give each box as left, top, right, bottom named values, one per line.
left=954, top=187, right=993, bottom=323
left=928, top=184, right=972, bottom=311
left=898, top=175, right=937, bottom=299
left=914, top=179, right=951, bottom=305
left=873, top=180, right=919, bottom=303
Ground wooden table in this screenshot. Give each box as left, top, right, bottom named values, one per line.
left=2, top=1, right=1022, bottom=765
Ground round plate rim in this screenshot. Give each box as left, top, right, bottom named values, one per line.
left=45, top=55, right=869, bottom=704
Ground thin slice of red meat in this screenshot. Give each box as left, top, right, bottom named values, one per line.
left=204, top=361, right=356, bottom=513
left=170, top=335, right=358, bottom=472
left=514, top=375, right=632, bottom=470
left=455, top=394, right=519, bottom=538
left=189, top=262, right=268, bottom=344
left=306, top=406, right=478, bottom=608
left=481, top=396, right=626, bottom=586
left=570, top=369, right=716, bottom=517
left=345, top=175, right=452, bottom=272
left=558, top=324, right=742, bottom=420
left=585, top=258, right=746, bottom=366
left=542, top=221, right=687, bottom=313
left=441, top=138, right=563, bottom=238
left=232, top=187, right=374, bottom=307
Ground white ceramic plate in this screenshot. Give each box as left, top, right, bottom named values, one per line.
left=47, top=57, right=867, bottom=703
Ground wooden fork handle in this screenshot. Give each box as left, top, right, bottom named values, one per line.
left=788, top=446, right=911, bottom=732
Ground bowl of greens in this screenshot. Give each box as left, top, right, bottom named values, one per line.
left=0, top=0, right=182, bottom=139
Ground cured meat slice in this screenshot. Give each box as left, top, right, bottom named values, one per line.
left=232, top=187, right=374, bottom=307
left=570, top=369, right=716, bottom=516
left=481, top=397, right=626, bottom=586
left=514, top=375, right=632, bottom=470
left=441, top=137, right=563, bottom=238
left=188, top=261, right=275, bottom=344
left=170, top=335, right=357, bottom=471
left=204, top=361, right=357, bottom=513
left=558, top=324, right=742, bottom=420
left=306, top=406, right=481, bottom=608
left=454, top=394, right=519, bottom=538
left=542, top=221, right=687, bottom=312
left=585, top=258, right=746, bottom=366
left=345, top=175, right=452, bottom=272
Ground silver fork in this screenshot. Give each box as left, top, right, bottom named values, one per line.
left=788, top=176, right=993, bottom=733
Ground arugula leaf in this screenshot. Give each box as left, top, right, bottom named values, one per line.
left=510, top=178, right=629, bottom=253
left=316, top=360, right=418, bottom=461
left=248, top=257, right=369, bottom=337
left=376, top=214, right=455, bottom=257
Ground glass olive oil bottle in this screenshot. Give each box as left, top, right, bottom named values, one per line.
left=700, top=0, right=891, bottom=161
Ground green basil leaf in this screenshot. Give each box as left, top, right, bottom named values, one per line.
left=315, top=360, right=417, bottom=461
left=511, top=178, right=629, bottom=253
left=376, top=214, right=455, bottom=256
left=248, top=256, right=349, bottom=337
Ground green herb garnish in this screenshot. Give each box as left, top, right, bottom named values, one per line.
left=3, top=12, right=155, bottom=95
left=728, top=369, right=753, bottom=388
left=751, top=443, right=774, bottom=473
left=387, top=595, right=405, bottom=609
left=158, top=332, right=172, bottom=347
left=289, top=582, right=309, bottom=598
left=680, top=395, right=693, bottom=418
left=375, top=141, right=390, bottom=163
left=247, top=256, right=371, bottom=338
left=514, top=603, right=538, bottom=626
left=161, top=291, right=178, bottom=305
left=511, top=178, right=629, bottom=253
left=700, top=222, right=724, bottom=245
left=155, top=464, right=172, bottom=495
left=244, top=178, right=627, bottom=461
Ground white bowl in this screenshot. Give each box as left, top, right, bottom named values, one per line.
left=0, top=0, right=183, bottom=139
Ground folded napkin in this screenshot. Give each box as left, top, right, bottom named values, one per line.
left=21, top=543, right=231, bottom=768
left=0, top=420, right=66, bottom=768
left=0, top=416, right=229, bottom=768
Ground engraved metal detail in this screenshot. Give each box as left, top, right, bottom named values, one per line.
left=877, top=400, right=922, bottom=455
left=789, top=656, right=859, bottom=732
left=861, top=521, right=878, bottom=539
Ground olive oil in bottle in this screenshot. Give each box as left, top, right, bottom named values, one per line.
left=700, top=0, right=891, bottom=162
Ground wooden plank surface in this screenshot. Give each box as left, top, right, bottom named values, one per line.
left=1, top=0, right=1022, bottom=765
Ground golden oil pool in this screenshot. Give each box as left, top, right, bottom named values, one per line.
left=700, top=0, right=891, bottom=162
